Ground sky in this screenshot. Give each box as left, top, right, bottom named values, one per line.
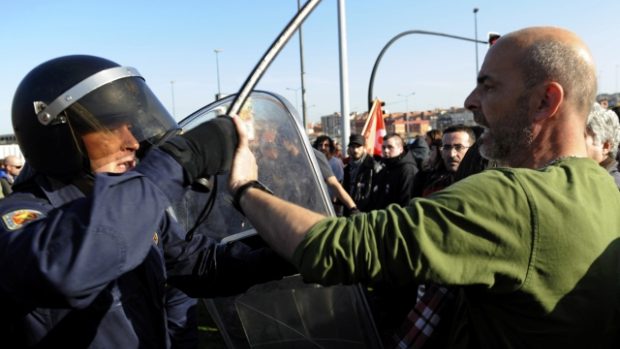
left=1, top=0, right=619, bottom=134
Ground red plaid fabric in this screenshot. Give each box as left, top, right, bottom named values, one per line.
left=391, top=284, right=454, bottom=349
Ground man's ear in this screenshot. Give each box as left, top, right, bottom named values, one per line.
left=533, top=82, right=564, bottom=121
left=602, top=140, right=612, bottom=157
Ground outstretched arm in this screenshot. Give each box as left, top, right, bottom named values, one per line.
left=325, top=175, right=357, bottom=210
left=227, top=116, right=325, bottom=259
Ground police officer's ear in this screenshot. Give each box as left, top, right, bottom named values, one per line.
left=159, top=116, right=238, bottom=185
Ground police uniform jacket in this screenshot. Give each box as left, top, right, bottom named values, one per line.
left=0, top=149, right=288, bottom=348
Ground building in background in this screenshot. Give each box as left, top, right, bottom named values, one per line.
left=315, top=106, right=474, bottom=144
left=0, top=134, right=22, bottom=159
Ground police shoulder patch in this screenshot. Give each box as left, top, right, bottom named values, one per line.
left=2, top=209, right=45, bottom=231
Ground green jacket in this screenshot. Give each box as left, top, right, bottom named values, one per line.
left=293, top=157, right=620, bottom=348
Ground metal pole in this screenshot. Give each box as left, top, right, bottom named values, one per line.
left=614, top=64, right=620, bottom=93
left=337, top=0, right=351, bottom=151
left=398, top=92, right=414, bottom=140
left=227, top=0, right=322, bottom=117
left=170, top=80, right=176, bottom=117
left=367, top=30, right=486, bottom=109
left=473, top=8, right=479, bottom=76
left=214, top=49, right=223, bottom=99
left=286, top=87, right=301, bottom=113
left=297, top=0, right=308, bottom=131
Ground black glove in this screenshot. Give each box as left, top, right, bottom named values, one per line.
left=160, top=116, right=238, bottom=184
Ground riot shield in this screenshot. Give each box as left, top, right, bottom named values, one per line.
left=177, top=91, right=383, bottom=348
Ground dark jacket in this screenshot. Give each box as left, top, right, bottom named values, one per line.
left=604, top=159, right=620, bottom=189
left=408, top=136, right=430, bottom=170
left=343, top=153, right=381, bottom=213
left=0, top=176, right=13, bottom=197
left=371, top=150, right=418, bottom=209
left=0, top=149, right=289, bottom=348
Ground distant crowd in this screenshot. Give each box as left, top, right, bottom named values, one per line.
left=313, top=100, right=620, bottom=221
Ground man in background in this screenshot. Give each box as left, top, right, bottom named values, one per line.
left=0, top=155, right=24, bottom=197
left=371, top=133, right=418, bottom=208
left=343, top=134, right=381, bottom=214
left=585, top=102, right=620, bottom=188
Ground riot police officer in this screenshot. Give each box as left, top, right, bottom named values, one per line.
left=0, top=55, right=290, bottom=348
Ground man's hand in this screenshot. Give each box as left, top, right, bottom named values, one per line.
left=228, top=115, right=258, bottom=195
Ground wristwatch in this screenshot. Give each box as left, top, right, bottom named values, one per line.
left=232, top=180, right=274, bottom=215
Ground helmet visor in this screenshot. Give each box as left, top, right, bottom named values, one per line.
left=65, top=76, right=179, bottom=146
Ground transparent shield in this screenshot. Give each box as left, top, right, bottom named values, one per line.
left=176, top=91, right=381, bottom=348
left=178, top=91, right=333, bottom=244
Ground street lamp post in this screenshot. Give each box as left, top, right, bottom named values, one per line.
left=286, top=87, right=301, bottom=115
left=214, top=49, right=223, bottom=100
left=614, top=64, right=620, bottom=93
left=170, top=80, right=176, bottom=118
left=398, top=92, right=415, bottom=139
left=296, top=0, right=308, bottom=129
left=473, top=8, right=479, bottom=76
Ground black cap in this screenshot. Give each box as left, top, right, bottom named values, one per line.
left=349, top=134, right=365, bottom=146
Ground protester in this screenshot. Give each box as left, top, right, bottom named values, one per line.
left=0, top=55, right=291, bottom=347
left=407, top=135, right=430, bottom=170
left=313, top=135, right=344, bottom=182
left=585, top=102, right=620, bottom=188
left=370, top=133, right=418, bottom=208
left=413, top=125, right=476, bottom=197
left=0, top=155, right=24, bottom=196
left=342, top=134, right=382, bottom=214
left=226, top=27, right=620, bottom=347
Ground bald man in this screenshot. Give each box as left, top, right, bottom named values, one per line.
left=227, top=27, right=620, bottom=347
left=0, top=155, right=23, bottom=196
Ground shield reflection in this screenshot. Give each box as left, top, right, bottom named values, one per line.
left=178, top=92, right=382, bottom=348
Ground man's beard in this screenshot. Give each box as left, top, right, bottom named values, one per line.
left=478, top=95, right=534, bottom=163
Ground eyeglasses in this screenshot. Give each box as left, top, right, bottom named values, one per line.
left=440, top=144, right=470, bottom=152
left=8, top=164, right=22, bottom=169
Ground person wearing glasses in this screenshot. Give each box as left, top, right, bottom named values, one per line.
left=440, top=125, right=476, bottom=174
left=0, top=155, right=24, bottom=197
left=413, top=125, right=476, bottom=197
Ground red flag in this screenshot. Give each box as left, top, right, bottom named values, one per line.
left=361, top=99, right=387, bottom=156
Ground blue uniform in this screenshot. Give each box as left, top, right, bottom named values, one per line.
left=0, top=149, right=290, bottom=348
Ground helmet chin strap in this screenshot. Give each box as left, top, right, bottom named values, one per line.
left=71, top=172, right=95, bottom=196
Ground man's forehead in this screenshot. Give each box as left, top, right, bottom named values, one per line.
left=5, top=157, right=23, bottom=165
left=443, top=131, right=471, bottom=143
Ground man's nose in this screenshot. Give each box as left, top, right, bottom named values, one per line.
left=464, top=88, right=479, bottom=112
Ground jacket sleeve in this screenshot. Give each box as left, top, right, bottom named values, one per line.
left=0, top=149, right=187, bottom=309
left=291, top=170, right=532, bottom=291
left=164, top=231, right=297, bottom=298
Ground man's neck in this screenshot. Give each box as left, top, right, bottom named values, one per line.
left=509, top=117, right=587, bottom=169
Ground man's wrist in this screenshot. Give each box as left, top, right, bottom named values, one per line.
left=232, top=180, right=274, bottom=216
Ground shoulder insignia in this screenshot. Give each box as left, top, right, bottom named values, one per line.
left=2, top=209, right=45, bottom=231
left=153, top=232, right=159, bottom=245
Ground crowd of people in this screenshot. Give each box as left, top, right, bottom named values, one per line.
left=1, top=25, right=620, bottom=349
